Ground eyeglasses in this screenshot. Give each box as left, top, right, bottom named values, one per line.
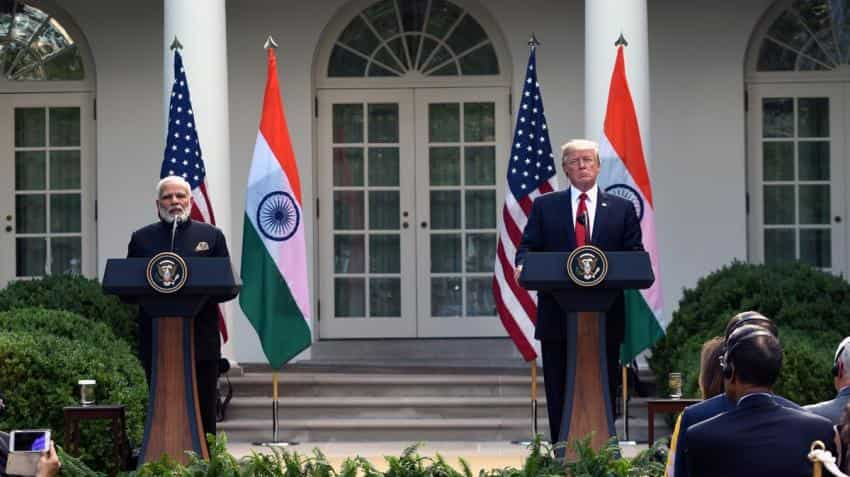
left=564, top=157, right=596, bottom=167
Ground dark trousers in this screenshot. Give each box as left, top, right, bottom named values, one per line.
left=540, top=312, right=624, bottom=443
left=142, top=355, right=219, bottom=439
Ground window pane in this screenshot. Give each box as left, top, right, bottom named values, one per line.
left=333, top=104, right=364, bottom=143
left=51, top=236, right=82, bottom=275
left=459, top=43, right=499, bottom=75
left=368, top=148, right=399, bottom=186
left=334, top=191, right=364, bottom=229
left=798, top=185, right=829, bottom=225
left=335, top=234, right=364, bottom=273
left=16, top=237, right=45, bottom=277
left=800, top=229, right=830, bottom=268
left=367, top=62, right=400, bottom=77
left=50, top=150, right=81, bottom=189
left=333, top=148, right=364, bottom=186
left=373, top=47, right=404, bottom=72
left=430, top=147, right=460, bottom=185
left=431, top=233, right=461, bottom=273
left=335, top=277, right=365, bottom=317
left=16, top=194, right=45, bottom=233
left=466, top=277, right=495, bottom=316
left=763, top=142, right=793, bottom=181
left=405, top=34, right=421, bottom=67
left=401, top=0, right=427, bottom=32
left=766, top=11, right=810, bottom=50
left=42, top=46, right=84, bottom=81
left=337, top=15, right=380, bottom=56
left=431, top=190, right=460, bottom=229
left=762, top=98, right=793, bottom=138
left=798, top=141, right=829, bottom=181
left=464, top=103, right=495, bottom=142
left=368, top=103, right=399, bottom=143
left=423, top=46, right=453, bottom=72
left=328, top=46, right=367, bottom=77
left=429, top=103, right=460, bottom=142
left=798, top=98, right=829, bottom=138
left=764, top=229, right=796, bottom=264
left=363, top=0, right=401, bottom=40
left=763, top=185, right=795, bottom=225
left=426, top=0, right=463, bottom=38
left=465, top=190, right=496, bottom=228
left=417, top=37, right=438, bottom=69
left=50, top=194, right=81, bottom=233
left=430, top=62, right=458, bottom=76
left=370, top=278, right=401, bottom=317
left=15, top=108, right=45, bottom=147
left=432, top=276, right=462, bottom=317
left=445, top=15, right=487, bottom=54
left=370, top=234, right=400, bottom=273
left=757, top=39, right=797, bottom=71
left=465, top=146, right=495, bottom=185
left=15, top=151, right=45, bottom=190
left=369, top=191, right=399, bottom=229
left=465, top=233, right=495, bottom=272
left=49, top=107, right=80, bottom=147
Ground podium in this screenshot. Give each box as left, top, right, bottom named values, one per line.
left=519, top=250, right=653, bottom=450
left=103, top=256, right=239, bottom=465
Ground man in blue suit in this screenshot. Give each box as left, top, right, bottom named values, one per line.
left=805, top=337, right=850, bottom=424
left=671, top=311, right=801, bottom=477
left=687, top=325, right=835, bottom=477
left=515, top=139, right=643, bottom=443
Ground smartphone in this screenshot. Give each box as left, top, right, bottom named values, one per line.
left=10, top=429, right=50, bottom=452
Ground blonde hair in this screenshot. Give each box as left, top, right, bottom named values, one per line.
left=560, top=139, right=600, bottom=163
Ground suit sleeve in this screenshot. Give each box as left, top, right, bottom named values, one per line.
left=623, top=201, right=644, bottom=251
left=213, top=228, right=230, bottom=258
left=127, top=231, right=140, bottom=258
left=515, top=198, right=543, bottom=267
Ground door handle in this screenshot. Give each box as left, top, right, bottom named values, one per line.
left=4, top=225, right=11, bottom=232
left=835, top=216, right=842, bottom=223
left=402, top=222, right=409, bottom=229
left=420, top=221, right=428, bottom=228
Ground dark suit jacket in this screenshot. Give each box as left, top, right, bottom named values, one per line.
left=805, top=386, right=850, bottom=425
left=675, top=393, right=802, bottom=477
left=688, top=394, right=834, bottom=477
left=127, top=219, right=230, bottom=365
left=515, top=187, right=642, bottom=340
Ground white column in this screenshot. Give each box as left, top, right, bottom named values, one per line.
left=584, top=0, right=651, bottom=165
left=164, top=0, right=237, bottom=360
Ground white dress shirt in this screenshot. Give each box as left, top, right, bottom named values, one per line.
left=570, top=184, right=598, bottom=239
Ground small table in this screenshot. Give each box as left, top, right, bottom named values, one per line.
left=646, top=398, right=701, bottom=444
left=63, top=405, right=129, bottom=475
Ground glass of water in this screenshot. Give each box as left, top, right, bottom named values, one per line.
left=668, top=372, right=683, bottom=399
left=79, top=379, right=96, bottom=406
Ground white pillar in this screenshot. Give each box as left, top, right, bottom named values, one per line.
left=164, top=0, right=237, bottom=360
left=584, top=0, right=651, bottom=166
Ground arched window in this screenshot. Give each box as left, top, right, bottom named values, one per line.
left=755, top=0, right=849, bottom=71
left=327, top=0, right=499, bottom=77
left=0, top=1, right=85, bottom=80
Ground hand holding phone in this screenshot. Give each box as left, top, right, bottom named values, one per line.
left=7, top=430, right=52, bottom=476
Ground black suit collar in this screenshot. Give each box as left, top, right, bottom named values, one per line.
left=736, top=393, right=778, bottom=410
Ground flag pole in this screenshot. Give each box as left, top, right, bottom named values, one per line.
left=252, top=370, right=298, bottom=447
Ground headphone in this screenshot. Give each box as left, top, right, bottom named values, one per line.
left=724, top=311, right=778, bottom=341
left=720, top=326, right=776, bottom=380
left=832, top=337, right=850, bottom=377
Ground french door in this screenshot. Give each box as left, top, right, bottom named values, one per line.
left=0, top=94, right=95, bottom=285
left=318, top=87, right=509, bottom=338
left=747, top=83, right=848, bottom=274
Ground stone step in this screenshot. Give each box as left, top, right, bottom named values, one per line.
left=225, top=396, right=548, bottom=420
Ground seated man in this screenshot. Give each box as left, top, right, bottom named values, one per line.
left=688, top=325, right=835, bottom=477
left=806, top=337, right=850, bottom=424
left=672, top=311, right=799, bottom=477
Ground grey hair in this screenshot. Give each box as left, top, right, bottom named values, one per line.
left=836, top=337, right=850, bottom=372
left=560, top=139, right=600, bottom=162
left=156, top=175, right=191, bottom=198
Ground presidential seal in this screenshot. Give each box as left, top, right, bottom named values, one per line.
left=566, top=245, right=609, bottom=287
left=146, top=251, right=189, bottom=294
left=605, top=184, right=644, bottom=221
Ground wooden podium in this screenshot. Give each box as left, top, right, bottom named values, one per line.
left=103, top=257, right=239, bottom=465
left=519, top=250, right=654, bottom=450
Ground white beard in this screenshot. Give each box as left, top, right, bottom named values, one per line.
left=158, top=203, right=192, bottom=224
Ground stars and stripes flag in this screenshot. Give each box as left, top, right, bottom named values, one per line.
left=160, top=49, right=228, bottom=342
left=492, top=45, right=557, bottom=361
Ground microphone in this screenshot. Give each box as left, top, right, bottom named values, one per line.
left=577, top=210, right=591, bottom=245
left=171, top=215, right=179, bottom=252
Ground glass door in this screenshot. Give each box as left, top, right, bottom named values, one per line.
left=317, top=89, right=416, bottom=338
left=0, top=94, right=94, bottom=285
left=747, top=83, right=846, bottom=274
left=414, top=87, right=509, bottom=337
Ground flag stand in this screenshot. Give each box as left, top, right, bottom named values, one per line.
left=252, top=372, right=298, bottom=447
left=618, top=364, right=636, bottom=446
left=511, top=361, right=539, bottom=445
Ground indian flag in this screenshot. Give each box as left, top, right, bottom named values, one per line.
left=598, top=45, right=666, bottom=363
left=239, top=48, right=312, bottom=369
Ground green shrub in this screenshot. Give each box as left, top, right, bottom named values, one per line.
left=650, top=261, right=850, bottom=405
left=0, top=275, right=138, bottom=351
left=0, top=330, right=146, bottom=474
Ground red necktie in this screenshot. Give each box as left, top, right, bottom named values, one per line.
left=575, top=193, right=588, bottom=246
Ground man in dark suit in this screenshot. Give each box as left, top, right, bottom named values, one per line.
left=805, top=337, right=850, bottom=424
left=515, top=139, right=643, bottom=443
left=687, top=325, right=835, bottom=477
left=127, top=176, right=230, bottom=437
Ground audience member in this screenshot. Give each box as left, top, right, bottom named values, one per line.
left=687, top=325, right=835, bottom=477
left=0, top=392, right=60, bottom=477
left=806, top=337, right=850, bottom=424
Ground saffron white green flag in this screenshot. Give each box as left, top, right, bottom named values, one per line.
left=239, top=48, right=312, bottom=369
left=598, top=45, right=666, bottom=363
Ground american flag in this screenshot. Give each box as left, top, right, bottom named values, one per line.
left=161, top=49, right=228, bottom=342
left=492, top=46, right=557, bottom=361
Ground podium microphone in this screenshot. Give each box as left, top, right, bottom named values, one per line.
left=171, top=215, right=179, bottom=252
left=577, top=210, right=591, bottom=245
